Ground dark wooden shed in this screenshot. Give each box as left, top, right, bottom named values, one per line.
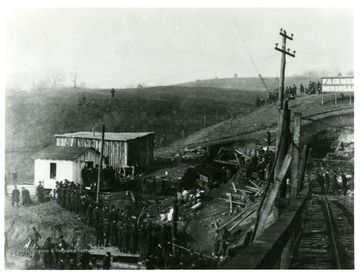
left=54, top=131, right=154, bottom=170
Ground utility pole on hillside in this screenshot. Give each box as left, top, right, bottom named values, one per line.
left=275, top=29, right=296, bottom=110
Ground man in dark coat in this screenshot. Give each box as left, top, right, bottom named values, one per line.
left=23, top=188, right=32, bottom=205
left=331, top=170, right=338, bottom=193
left=245, top=159, right=252, bottom=179
left=86, top=203, right=94, bottom=226
left=102, top=251, right=112, bottom=269
left=21, top=187, right=27, bottom=206
left=93, top=206, right=101, bottom=226
left=43, top=237, right=54, bottom=268
left=110, top=88, right=115, bottom=99
left=116, top=221, right=124, bottom=251
left=129, top=224, right=138, bottom=254
left=36, top=182, right=45, bottom=203
left=11, top=185, right=20, bottom=207
left=341, top=171, right=348, bottom=196
left=109, top=220, right=117, bottom=246
left=257, top=158, right=266, bottom=181
left=65, top=191, right=71, bottom=211
left=299, top=84, right=304, bottom=95
left=324, top=170, right=330, bottom=194
left=122, top=224, right=131, bottom=253
left=137, top=224, right=147, bottom=260
left=96, top=221, right=104, bottom=247
left=103, top=219, right=110, bottom=247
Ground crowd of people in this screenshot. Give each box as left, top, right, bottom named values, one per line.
left=81, top=164, right=116, bottom=189
left=316, top=169, right=349, bottom=196
left=23, top=226, right=112, bottom=270
left=256, top=80, right=323, bottom=108
left=245, top=147, right=275, bottom=181
left=21, top=180, right=224, bottom=269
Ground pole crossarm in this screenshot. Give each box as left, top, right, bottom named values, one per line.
left=279, top=29, right=294, bottom=40
left=274, top=46, right=296, bottom=57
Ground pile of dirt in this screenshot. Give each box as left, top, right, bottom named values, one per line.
left=5, top=196, right=96, bottom=256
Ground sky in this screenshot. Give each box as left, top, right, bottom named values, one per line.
left=5, top=8, right=354, bottom=89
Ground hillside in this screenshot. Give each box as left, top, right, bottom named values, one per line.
left=5, top=86, right=263, bottom=182
left=156, top=93, right=354, bottom=157
left=176, top=76, right=319, bottom=91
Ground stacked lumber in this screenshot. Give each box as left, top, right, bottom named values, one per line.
left=224, top=179, right=266, bottom=213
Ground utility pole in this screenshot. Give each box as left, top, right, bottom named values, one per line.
left=96, top=125, right=105, bottom=204
left=275, top=29, right=296, bottom=110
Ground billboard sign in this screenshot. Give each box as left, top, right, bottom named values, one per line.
left=321, top=77, right=354, bottom=93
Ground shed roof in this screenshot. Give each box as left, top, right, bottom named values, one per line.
left=32, top=145, right=99, bottom=161
left=54, top=131, right=154, bottom=141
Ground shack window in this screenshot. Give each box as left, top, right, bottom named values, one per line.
left=50, top=163, right=57, bottom=179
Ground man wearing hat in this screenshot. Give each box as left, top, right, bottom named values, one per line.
left=102, top=251, right=112, bottom=269
left=11, top=185, right=20, bottom=207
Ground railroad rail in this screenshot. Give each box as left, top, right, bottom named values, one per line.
left=290, top=175, right=354, bottom=269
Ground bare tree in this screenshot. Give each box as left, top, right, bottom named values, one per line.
left=72, top=71, right=78, bottom=89
left=345, top=70, right=354, bottom=76
left=46, top=70, right=65, bottom=88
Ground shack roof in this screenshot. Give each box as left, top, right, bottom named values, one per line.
left=32, top=145, right=99, bottom=161
left=54, top=131, right=154, bottom=142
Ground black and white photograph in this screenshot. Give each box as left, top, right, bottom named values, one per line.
left=2, top=0, right=356, bottom=270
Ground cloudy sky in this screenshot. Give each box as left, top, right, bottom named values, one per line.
left=6, top=8, right=353, bottom=89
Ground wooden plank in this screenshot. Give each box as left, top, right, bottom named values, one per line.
left=231, top=182, right=237, bottom=193
left=229, top=210, right=255, bottom=232
left=246, top=186, right=260, bottom=192
left=240, top=190, right=252, bottom=204
left=218, top=205, right=257, bottom=230
left=235, top=149, right=250, bottom=159
left=229, top=193, right=233, bottom=213
left=290, top=112, right=301, bottom=199
left=223, top=199, right=246, bottom=206
left=255, top=150, right=292, bottom=239
left=249, top=180, right=260, bottom=189
left=230, top=188, right=252, bottom=194
left=234, top=153, right=241, bottom=167
left=213, top=159, right=239, bottom=166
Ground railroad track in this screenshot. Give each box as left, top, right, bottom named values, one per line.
left=291, top=176, right=354, bottom=269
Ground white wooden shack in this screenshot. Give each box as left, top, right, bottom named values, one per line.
left=32, top=145, right=100, bottom=189
left=54, top=131, right=154, bottom=170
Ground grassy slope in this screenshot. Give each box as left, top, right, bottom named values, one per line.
left=157, top=93, right=354, bottom=156
left=5, top=86, right=263, bottom=182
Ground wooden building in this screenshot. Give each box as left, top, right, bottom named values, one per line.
left=32, top=145, right=100, bottom=189
left=54, top=131, right=154, bottom=170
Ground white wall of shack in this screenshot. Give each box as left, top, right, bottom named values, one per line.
left=34, top=159, right=74, bottom=189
